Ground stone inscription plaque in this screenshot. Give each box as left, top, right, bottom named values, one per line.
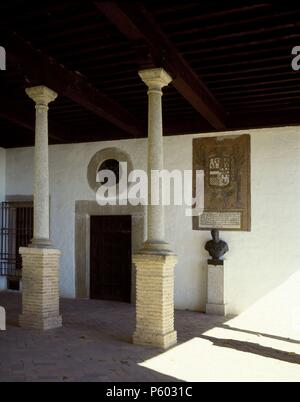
left=199, top=211, right=241, bottom=229
left=193, top=135, right=251, bottom=231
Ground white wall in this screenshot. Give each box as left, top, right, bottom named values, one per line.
left=5, top=126, right=300, bottom=315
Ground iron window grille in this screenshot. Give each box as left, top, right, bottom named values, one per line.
left=0, top=202, right=33, bottom=277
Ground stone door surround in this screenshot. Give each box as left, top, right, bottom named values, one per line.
left=75, top=201, right=145, bottom=303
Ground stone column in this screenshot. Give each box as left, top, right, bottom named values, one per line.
left=133, top=68, right=178, bottom=349
left=26, top=86, right=56, bottom=247
left=19, top=86, right=62, bottom=330
left=206, top=260, right=228, bottom=316
left=143, top=69, right=167, bottom=247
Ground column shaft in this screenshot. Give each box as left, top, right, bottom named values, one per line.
left=25, top=86, right=57, bottom=247
left=147, top=87, right=164, bottom=242
left=34, top=104, right=50, bottom=242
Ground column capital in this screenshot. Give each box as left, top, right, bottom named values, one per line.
left=138, top=68, right=172, bottom=90
left=25, top=85, right=57, bottom=106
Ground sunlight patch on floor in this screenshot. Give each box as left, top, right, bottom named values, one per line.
left=140, top=272, right=300, bottom=381
left=139, top=327, right=300, bottom=382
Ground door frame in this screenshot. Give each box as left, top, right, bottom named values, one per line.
left=89, top=214, right=132, bottom=303
left=75, top=201, right=146, bottom=304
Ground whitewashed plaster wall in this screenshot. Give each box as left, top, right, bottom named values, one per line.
left=4, top=126, right=300, bottom=315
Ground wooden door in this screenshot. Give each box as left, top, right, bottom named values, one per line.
left=90, top=215, right=132, bottom=303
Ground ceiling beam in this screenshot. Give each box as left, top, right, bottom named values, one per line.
left=3, top=32, right=143, bottom=137
left=95, top=2, right=226, bottom=130
left=0, top=93, right=65, bottom=143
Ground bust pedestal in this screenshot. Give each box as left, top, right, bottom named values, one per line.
left=206, top=260, right=228, bottom=316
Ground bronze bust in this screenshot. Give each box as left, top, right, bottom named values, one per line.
left=205, top=229, right=228, bottom=264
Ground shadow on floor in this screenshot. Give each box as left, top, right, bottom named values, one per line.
left=201, top=335, right=300, bottom=365
left=221, top=324, right=300, bottom=345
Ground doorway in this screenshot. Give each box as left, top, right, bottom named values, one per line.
left=90, top=215, right=132, bottom=303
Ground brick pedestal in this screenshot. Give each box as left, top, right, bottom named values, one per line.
left=19, top=247, right=62, bottom=330
left=133, top=253, right=178, bottom=349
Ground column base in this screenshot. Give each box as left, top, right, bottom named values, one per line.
left=133, top=330, right=177, bottom=349
left=139, top=240, right=175, bottom=255
left=19, top=247, right=62, bottom=331
left=133, top=251, right=178, bottom=349
left=206, top=303, right=228, bottom=316
left=29, top=238, right=53, bottom=249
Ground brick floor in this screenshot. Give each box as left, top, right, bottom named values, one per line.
left=0, top=291, right=300, bottom=382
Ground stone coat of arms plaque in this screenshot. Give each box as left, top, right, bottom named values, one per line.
left=193, top=134, right=251, bottom=231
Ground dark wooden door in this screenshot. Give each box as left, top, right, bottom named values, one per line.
left=90, top=215, right=132, bottom=303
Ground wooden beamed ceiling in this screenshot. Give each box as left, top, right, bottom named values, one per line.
left=0, top=93, right=65, bottom=144
left=95, top=1, right=226, bottom=130
left=3, top=32, right=144, bottom=138
left=0, top=1, right=300, bottom=147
